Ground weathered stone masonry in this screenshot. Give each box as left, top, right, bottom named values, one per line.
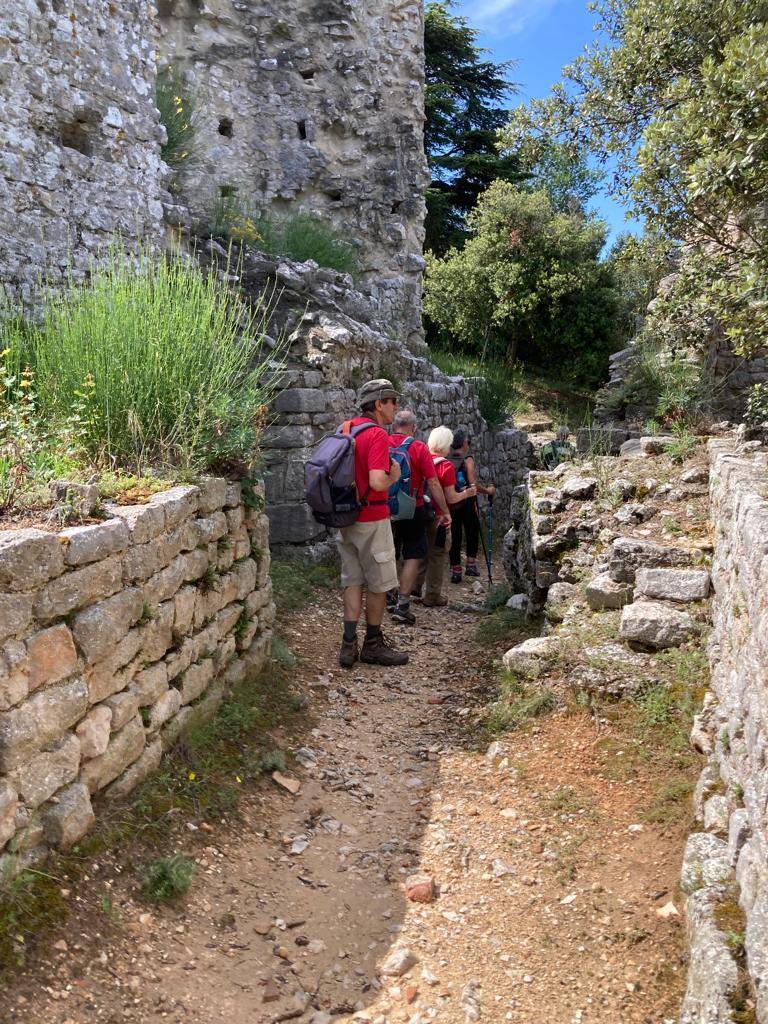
left=0, top=0, right=428, bottom=348
left=0, top=0, right=166, bottom=302
left=679, top=440, right=768, bottom=1022
left=158, top=0, right=429, bottom=349
left=0, top=480, right=274, bottom=867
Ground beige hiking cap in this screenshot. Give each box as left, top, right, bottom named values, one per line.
left=357, top=378, right=399, bottom=407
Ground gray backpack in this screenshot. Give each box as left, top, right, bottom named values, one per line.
left=304, top=420, right=378, bottom=528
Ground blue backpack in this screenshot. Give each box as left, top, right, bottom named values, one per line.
left=388, top=436, right=417, bottom=521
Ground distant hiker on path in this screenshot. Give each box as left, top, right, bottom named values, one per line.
left=387, top=409, right=452, bottom=625
left=448, top=428, right=496, bottom=584
left=335, top=379, right=409, bottom=669
left=421, top=426, right=477, bottom=606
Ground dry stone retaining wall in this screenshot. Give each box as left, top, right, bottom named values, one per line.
left=682, top=439, right=768, bottom=1022
left=0, top=479, right=274, bottom=870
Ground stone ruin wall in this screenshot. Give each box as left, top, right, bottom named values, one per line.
left=158, top=0, right=429, bottom=350
left=0, top=0, right=167, bottom=302
left=1, top=0, right=427, bottom=346
left=0, top=480, right=274, bottom=871
left=679, top=439, right=768, bottom=1022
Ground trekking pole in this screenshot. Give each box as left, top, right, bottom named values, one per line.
left=474, top=497, right=493, bottom=586
left=487, top=495, right=494, bottom=582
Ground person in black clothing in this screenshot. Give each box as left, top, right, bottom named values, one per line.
left=448, top=429, right=496, bottom=583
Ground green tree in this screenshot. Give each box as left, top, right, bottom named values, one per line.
left=505, top=0, right=768, bottom=359
left=424, top=182, right=620, bottom=384
left=424, top=1, right=523, bottom=253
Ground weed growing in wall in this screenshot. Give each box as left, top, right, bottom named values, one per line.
left=201, top=191, right=360, bottom=277
left=156, top=64, right=196, bottom=174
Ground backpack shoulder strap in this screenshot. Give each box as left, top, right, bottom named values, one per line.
left=433, top=456, right=447, bottom=465
left=345, top=420, right=378, bottom=439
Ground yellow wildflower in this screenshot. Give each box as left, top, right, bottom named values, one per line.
left=0, top=348, right=10, bottom=358
left=188, top=771, right=196, bottom=781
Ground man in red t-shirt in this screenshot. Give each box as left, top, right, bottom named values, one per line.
left=336, top=379, right=409, bottom=669
left=388, top=409, right=451, bottom=625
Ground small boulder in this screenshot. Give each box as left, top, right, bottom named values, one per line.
left=502, top=636, right=559, bottom=674
left=405, top=874, right=435, bottom=904
left=545, top=581, right=577, bottom=622
left=681, top=466, right=708, bottom=485
left=505, top=593, right=531, bottom=615
left=562, top=476, right=598, bottom=500
left=380, top=946, right=418, bottom=977
left=585, top=573, right=633, bottom=611
left=640, top=436, right=675, bottom=455
left=620, top=601, right=699, bottom=649
left=634, top=568, right=710, bottom=603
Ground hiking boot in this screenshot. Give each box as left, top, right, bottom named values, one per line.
left=450, top=567, right=462, bottom=584
left=390, top=605, right=416, bottom=625
left=338, top=636, right=359, bottom=668
left=465, top=563, right=480, bottom=578
left=423, top=595, right=448, bottom=607
left=360, top=631, right=409, bottom=666
left=386, top=590, right=399, bottom=610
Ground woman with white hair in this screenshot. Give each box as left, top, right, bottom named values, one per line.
left=421, top=425, right=476, bottom=606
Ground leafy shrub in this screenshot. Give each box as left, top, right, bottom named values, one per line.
left=429, top=347, right=513, bottom=425
left=746, top=382, right=768, bottom=426
left=141, top=854, right=195, bottom=903
left=156, top=65, right=195, bottom=171
left=26, top=249, right=281, bottom=471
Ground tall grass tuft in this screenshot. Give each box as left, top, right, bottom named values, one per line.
left=156, top=65, right=195, bottom=171
left=29, top=249, right=282, bottom=470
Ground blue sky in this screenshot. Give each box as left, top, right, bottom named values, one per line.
left=452, top=0, right=640, bottom=243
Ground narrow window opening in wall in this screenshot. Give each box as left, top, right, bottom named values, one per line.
left=391, top=200, right=404, bottom=214
left=59, top=118, right=93, bottom=156
left=218, top=117, right=233, bottom=138
left=300, top=69, right=317, bottom=81
left=297, top=120, right=308, bottom=140
left=324, top=189, right=342, bottom=202
left=219, top=184, right=238, bottom=198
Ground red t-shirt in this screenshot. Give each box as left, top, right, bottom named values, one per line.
left=389, top=434, right=437, bottom=507
left=433, top=456, right=458, bottom=501
left=346, top=416, right=391, bottom=523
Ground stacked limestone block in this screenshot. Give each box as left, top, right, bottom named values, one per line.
left=682, top=440, right=768, bottom=1022
left=0, top=479, right=274, bottom=870
left=0, top=0, right=166, bottom=302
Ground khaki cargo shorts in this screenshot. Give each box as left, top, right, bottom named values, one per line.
left=337, top=519, right=398, bottom=593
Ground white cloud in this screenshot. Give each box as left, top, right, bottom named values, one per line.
left=471, top=0, right=561, bottom=35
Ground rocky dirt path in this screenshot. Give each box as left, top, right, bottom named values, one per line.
left=4, top=577, right=690, bottom=1024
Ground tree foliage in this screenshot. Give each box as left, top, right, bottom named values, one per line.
left=424, top=2, right=523, bottom=253
left=424, top=182, right=621, bottom=384
left=505, top=0, right=768, bottom=359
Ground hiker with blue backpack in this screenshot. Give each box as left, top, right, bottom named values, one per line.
left=304, top=378, right=409, bottom=669
left=420, top=425, right=478, bottom=606
left=386, top=409, right=452, bottom=626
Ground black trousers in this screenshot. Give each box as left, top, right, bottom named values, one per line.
left=449, top=500, right=480, bottom=566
